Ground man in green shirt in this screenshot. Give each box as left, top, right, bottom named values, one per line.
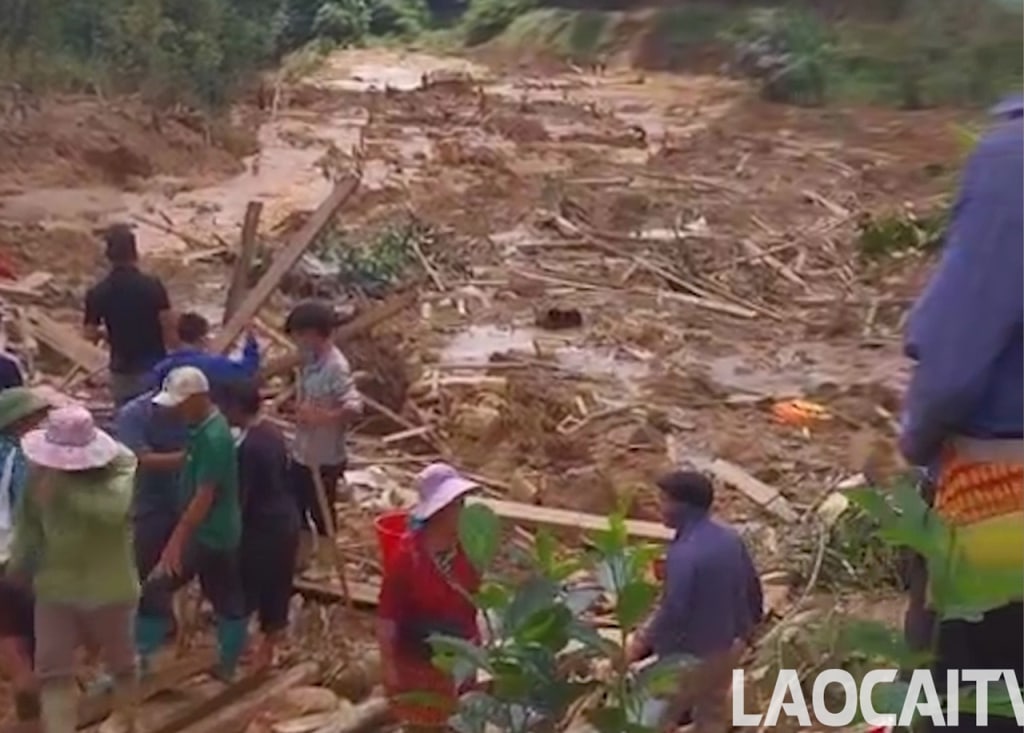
left=136, top=366, right=247, bottom=681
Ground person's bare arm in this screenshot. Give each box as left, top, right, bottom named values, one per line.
left=157, top=483, right=214, bottom=576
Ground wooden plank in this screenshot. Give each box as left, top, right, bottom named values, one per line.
left=687, top=455, right=798, bottom=523
left=213, top=176, right=359, bottom=354
left=294, top=578, right=380, bottom=607
left=79, top=652, right=215, bottom=728
left=260, top=289, right=417, bottom=380
left=0, top=272, right=53, bottom=300
left=0, top=654, right=215, bottom=733
left=25, top=310, right=106, bottom=373
left=471, top=496, right=674, bottom=541
left=173, top=663, right=320, bottom=733
left=223, top=201, right=263, bottom=324
left=146, top=668, right=274, bottom=733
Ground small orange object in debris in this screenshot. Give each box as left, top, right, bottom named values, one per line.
left=772, top=399, right=831, bottom=427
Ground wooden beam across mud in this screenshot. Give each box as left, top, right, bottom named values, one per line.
left=213, top=175, right=360, bottom=354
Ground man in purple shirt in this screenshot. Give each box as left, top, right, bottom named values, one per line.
left=626, top=471, right=763, bottom=732
left=900, top=94, right=1023, bottom=733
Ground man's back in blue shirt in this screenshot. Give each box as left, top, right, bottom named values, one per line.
left=648, top=513, right=763, bottom=659
left=900, top=95, right=1024, bottom=466
left=114, top=390, right=189, bottom=520
left=150, top=332, right=260, bottom=405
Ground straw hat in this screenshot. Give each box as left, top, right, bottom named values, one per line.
left=21, top=405, right=120, bottom=471
left=411, top=463, right=480, bottom=522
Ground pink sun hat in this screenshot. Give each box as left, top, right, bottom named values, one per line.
left=21, top=404, right=120, bottom=471
left=412, top=462, right=480, bottom=522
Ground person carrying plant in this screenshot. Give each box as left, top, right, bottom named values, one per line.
left=135, top=366, right=248, bottom=682
left=10, top=405, right=139, bottom=733
left=0, top=388, right=50, bottom=722
left=284, top=300, right=362, bottom=579
left=221, top=379, right=299, bottom=670
left=624, top=471, right=763, bottom=733
left=376, top=463, right=482, bottom=731
left=899, top=93, right=1023, bottom=733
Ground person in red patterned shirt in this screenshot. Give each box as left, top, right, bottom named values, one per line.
left=376, top=463, right=482, bottom=731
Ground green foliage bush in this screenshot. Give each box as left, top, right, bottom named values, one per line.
left=1, top=0, right=1019, bottom=112
left=461, top=0, right=534, bottom=46
left=312, top=0, right=370, bottom=44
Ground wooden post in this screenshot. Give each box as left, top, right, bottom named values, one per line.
left=223, top=201, right=263, bottom=324
left=212, top=176, right=359, bottom=354
left=310, top=465, right=353, bottom=609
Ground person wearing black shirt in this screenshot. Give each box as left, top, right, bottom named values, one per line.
left=221, top=380, right=299, bottom=670
left=84, top=225, right=176, bottom=406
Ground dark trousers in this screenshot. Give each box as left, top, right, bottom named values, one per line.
left=0, top=572, right=33, bottom=648
left=931, top=602, right=1024, bottom=732
left=139, top=542, right=245, bottom=621
left=134, top=513, right=178, bottom=627
left=109, top=370, right=151, bottom=407
left=290, top=462, right=344, bottom=536
left=241, top=521, right=298, bottom=633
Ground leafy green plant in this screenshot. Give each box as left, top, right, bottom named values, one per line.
left=312, top=0, right=370, bottom=44
left=461, top=0, right=534, bottom=46
left=856, top=208, right=948, bottom=260
left=425, top=508, right=693, bottom=733
left=833, top=481, right=1024, bottom=722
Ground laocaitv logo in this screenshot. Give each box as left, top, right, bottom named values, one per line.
left=732, top=668, right=1024, bottom=728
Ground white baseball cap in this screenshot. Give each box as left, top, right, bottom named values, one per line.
left=153, top=366, right=210, bottom=407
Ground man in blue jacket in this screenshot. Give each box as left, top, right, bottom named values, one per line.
left=625, top=471, right=763, bottom=732
left=150, top=312, right=260, bottom=406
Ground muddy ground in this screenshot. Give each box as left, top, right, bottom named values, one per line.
left=0, top=47, right=962, bottom=717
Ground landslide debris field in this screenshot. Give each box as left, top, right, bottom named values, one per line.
left=0, top=47, right=960, bottom=723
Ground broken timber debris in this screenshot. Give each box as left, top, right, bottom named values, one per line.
left=688, top=455, right=799, bottom=523
left=260, top=289, right=417, bottom=380
left=223, top=201, right=263, bottom=323
left=25, top=309, right=107, bottom=374
left=171, top=663, right=320, bottom=733
left=214, top=176, right=360, bottom=354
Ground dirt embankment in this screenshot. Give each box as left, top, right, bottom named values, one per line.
left=0, top=94, right=258, bottom=193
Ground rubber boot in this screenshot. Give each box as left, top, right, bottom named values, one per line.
left=40, top=678, right=77, bottom=733
left=214, top=617, right=248, bottom=682
left=135, top=614, right=170, bottom=665
left=97, top=674, right=138, bottom=733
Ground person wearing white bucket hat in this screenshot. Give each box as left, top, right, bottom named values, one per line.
left=137, top=366, right=247, bottom=683
left=377, top=463, right=483, bottom=731
left=10, top=405, right=139, bottom=733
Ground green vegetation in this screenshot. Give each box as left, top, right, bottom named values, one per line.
left=426, top=507, right=685, bottom=731
left=494, top=1, right=1023, bottom=109
left=1, top=0, right=1019, bottom=110
left=0, top=0, right=436, bottom=107
left=434, top=483, right=1023, bottom=729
